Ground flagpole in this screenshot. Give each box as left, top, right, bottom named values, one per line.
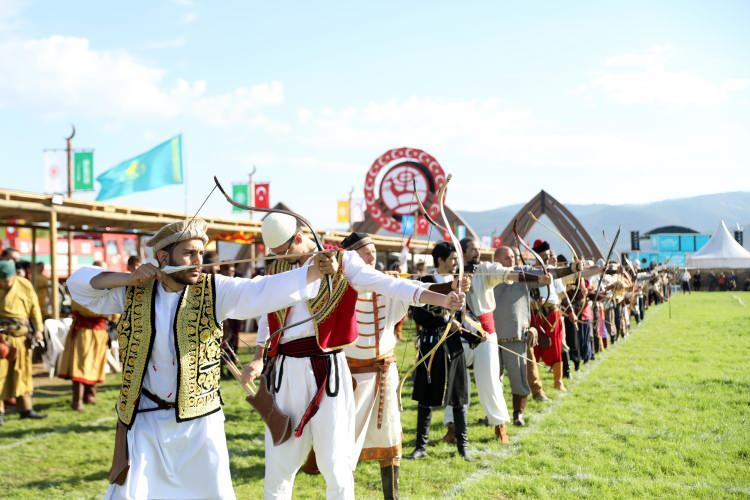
left=348, top=186, right=354, bottom=231
left=249, top=165, right=257, bottom=276
left=65, top=125, right=75, bottom=281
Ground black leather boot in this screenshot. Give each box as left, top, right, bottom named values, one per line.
left=380, top=464, right=399, bottom=499
left=512, top=394, right=527, bottom=426
left=407, top=405, right=431, bottom=459
left=453, top=405, right=474, bottom=461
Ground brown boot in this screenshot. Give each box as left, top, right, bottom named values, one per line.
left=553, top=362, right=567, bottom=392
left=84, top=385, right=97, bottom=405
left=495, top=424, right=509, bottom=444
left=442, top=423, right=456, bottom=444
left=71, top=382, right=84, bottom=411
left=512, top=394, right=527, bottom=426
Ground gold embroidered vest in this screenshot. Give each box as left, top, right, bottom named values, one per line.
left=116, top=274, right=223, bottom=427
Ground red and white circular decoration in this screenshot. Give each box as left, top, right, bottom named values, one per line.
left=364, top=148, right=446, bottom=233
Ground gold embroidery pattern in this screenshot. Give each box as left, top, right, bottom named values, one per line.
left=116, top=283, right=155, bottom=426
left=175, top=274, right=223, bottom=421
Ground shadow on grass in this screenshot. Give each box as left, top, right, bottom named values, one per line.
left=0, top=421, right=113, bottom=440
left=230, top=463, right=266, bottom=483
left=21, top=469, right=108, bottom=490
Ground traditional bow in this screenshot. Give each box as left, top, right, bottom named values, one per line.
left=396, top=175, right=458, bottom=410
left=513, top=218, right=551, bottom=304
left=212, top=176, right=334, bottom=345
left=527, top=212, right=583, bottom=320
left=593, top=226, right=621, bottom=303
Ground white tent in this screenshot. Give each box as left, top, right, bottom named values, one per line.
left=686, top=221, right=750, bottom=269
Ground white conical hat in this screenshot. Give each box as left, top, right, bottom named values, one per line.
left=262, top=213, right=297, bottom=249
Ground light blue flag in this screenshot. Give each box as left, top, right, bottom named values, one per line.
left=401, top=215, right=415, bottom=236
left=96, top=135, right=183, bottom=201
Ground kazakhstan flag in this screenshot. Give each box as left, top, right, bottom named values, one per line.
left=96, top=135, right=183, bottom=201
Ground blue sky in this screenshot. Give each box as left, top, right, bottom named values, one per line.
left=1, top=0, right=748, bottom=230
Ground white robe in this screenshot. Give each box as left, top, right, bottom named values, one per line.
left=66, top=265, right=316, bottom=500
left=256, top=252, right=424, bottom=500
left=344, top=283, right=427, bottom=464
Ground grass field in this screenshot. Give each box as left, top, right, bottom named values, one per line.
left=1, top=292, right=749, bottom=499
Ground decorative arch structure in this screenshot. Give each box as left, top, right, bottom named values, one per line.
left=498, top=190, right=603, bottom=260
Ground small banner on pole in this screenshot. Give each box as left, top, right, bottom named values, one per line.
left=416, top=215, right=429, bottom=235
left=254, top=182, right=270, bottom=209
left=232, top=183, right=249, bottom=213
left=350, top=198, right=365, bottom=223
left=337, top=200, right=350, bottom=223
left=43, top=150, right=67, bottom=194
left=455, top=225, right=466, bottom=240
left=492, top=236, right=503, bottom=248
left=74, top=151, right=94, bottom=191
left=401, top=215, right=415, bottom=236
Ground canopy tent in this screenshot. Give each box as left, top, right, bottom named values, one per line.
left=686, top=221, right=750, bottom=269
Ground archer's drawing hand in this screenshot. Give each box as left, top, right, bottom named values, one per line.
left=453, top=276, right=471, bottom=293
left=314, top=252, right=339, bottom=275
left=445, top=291, right=465, bottom=311
left=127, top=264, right=165, bottom=286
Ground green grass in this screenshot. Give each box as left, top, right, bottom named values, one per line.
left=2, top=292, right=749, bottom=499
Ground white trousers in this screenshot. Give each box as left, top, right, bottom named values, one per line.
left=444, top=333, right=510, bottom=426
left=264, top=352, right=356, bottom=500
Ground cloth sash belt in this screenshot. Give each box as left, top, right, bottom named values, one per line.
left=71, top=311, right=107, bottom=331
left=476, top=312, right=495, bottom=334
left=347, top=352, right=395, bottom=428
left=276, top=337, right=341, bottom=437
left=0, top=317, right=28, bottom=337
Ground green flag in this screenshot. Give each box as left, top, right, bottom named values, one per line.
left=96, top=135, right=183, bottom=201
left=232, top=183, right=249, bottom=213
left=74, top=151, right=94, bottom=191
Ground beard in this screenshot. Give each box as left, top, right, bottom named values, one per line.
left=169, top=256, right=201, bottom=285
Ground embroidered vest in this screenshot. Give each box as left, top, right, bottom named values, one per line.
left=266, top=252, right=359, bottom=355
left=116, top=274, right=223, bottom=427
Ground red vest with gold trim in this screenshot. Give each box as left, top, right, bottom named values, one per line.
left=266, top=251, right=359, bottom=355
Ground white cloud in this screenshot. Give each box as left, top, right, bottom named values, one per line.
left=0, top=35, right=285, bottom=127
left=295, top=97, right=533, bottom=152
left=579, top=45, right=749, bottom=107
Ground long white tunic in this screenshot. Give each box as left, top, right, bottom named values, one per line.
left=256, top=251, right=425, bottom=500
left=344, top=282, right=428, bottom=463
left=67, top=265, right=315, bottom=500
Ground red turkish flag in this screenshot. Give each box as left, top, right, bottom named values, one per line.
left=254, top=183, right=270, bottom=209
left=492, top=236, right=503, bottom=249
left=416, top=216, right=429, bottom=235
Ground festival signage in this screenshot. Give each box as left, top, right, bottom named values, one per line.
left=364, top=148, right=447, bottom=234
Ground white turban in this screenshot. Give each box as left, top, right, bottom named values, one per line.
left=262, top=213, right=298, bottom=249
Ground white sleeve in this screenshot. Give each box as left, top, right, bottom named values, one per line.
left=66, top=266, right=126, bottom=314
left=215, top=266, right=318, bottom=321
left=554, top=279, right=567, bottom=294
left=479, top=261, right=513, bottom=289
left=386, top=281, right=432, bottom=322
left=344, top=251, right=424, bottom=305
left=256, top=315, right=269, bottom=346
